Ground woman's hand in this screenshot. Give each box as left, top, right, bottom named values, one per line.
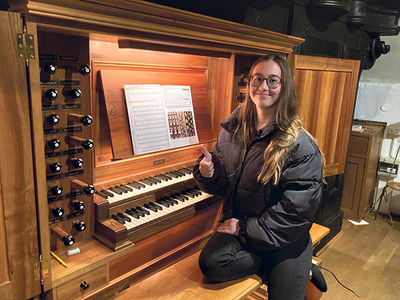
left=217, top=218, right=240, bottom=236
left=199, top=145, right=214, bottom=178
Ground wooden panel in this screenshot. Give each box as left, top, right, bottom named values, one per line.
left=99, top=66, right=213, bottom=159
left=288, top=54, right=360, bottom=177
left=56, top=265, right=107, bottom=300
left=348, top=136, right=370, bottom=157
left=341, top=157, right=366, bottom=220
left=0, top=11, right=42, bottom=300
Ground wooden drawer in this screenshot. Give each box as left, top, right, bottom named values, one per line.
left=55, top=265, right=107, bottom=300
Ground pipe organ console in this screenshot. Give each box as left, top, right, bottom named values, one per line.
left=1, top=1, right=358, bottom=299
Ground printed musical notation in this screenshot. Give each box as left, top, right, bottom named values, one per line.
left=124, top=85, right=199, bottom=155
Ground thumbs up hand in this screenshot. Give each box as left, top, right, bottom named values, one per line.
left=199, top=145, right=214, bottom=178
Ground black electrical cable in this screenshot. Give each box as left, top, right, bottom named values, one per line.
left=320, top=266, right=360, bottom=298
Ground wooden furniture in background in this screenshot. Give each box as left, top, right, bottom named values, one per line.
left=341, top=120, right=386, bottom=221
left=288, top=55, right=360, bottom=178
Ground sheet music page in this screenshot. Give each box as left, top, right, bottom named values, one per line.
left=124, top=85, right=199, bottom=155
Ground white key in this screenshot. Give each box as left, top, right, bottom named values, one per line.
left=123, top=192, right=210, bottom=231
left=105, top=173, right=193, bottom=205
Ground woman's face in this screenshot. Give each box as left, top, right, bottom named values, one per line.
left=249, top=60, right=282, bottom=114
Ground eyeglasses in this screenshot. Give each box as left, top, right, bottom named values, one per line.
left=249, top=75, right=282, bottom=89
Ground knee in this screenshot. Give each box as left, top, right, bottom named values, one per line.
left=198, top=250, right=235, bottom=282
left=198, top=250, right=220, bottom=280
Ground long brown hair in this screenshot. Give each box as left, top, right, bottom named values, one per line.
left=235, top=54, right=323, bottom=185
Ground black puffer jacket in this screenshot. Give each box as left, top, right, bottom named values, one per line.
left=194, top=107, right=324, bottom=251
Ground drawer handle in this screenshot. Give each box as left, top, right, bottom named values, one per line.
left=80, top=281, right=90, bottom=290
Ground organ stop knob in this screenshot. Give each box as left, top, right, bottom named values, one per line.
left=52, top=207, right=64, bottom=217
left=70, top=158, right=84, bottom=168
left=43, top=62, right=57, bottom=74
left=52, top=227, right=75, bottom=246
left=50, top=185, right=63, bottom=196
left=79, top=64, right=91, bottom=76
left=47, top=114, right=60, bottom=125
left=71, top=179, right=95, bottom=195
left=45, top=88, right=58, bottom=100
left=68, top=113, right=93, bottom=126
left=73, top=200, right=85, bottom=211
left=69, top=89, right=82, bottom=99
left=74, top=221, right=86, bottom=232
left=69, top=136, right=94, bottom=150
left=49, top=162, right=62, bottom=173
left=47, top=138, right=60, bottom=150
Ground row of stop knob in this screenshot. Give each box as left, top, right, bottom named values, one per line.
left=42, top=62, right=91, bottom=76
left=47, top=136, right=94, bottom=150
left=52, top=222, right=86, bottom=246
left=46, top=113, right=93, bottom=126
left=48, top=158, right=83, bottom=173
left=49, top=179, right=94, bottom=197
left=44, top=88, right=83, bottom=100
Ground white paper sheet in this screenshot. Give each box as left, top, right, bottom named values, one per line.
left=124, top=85, right=199, bottom=155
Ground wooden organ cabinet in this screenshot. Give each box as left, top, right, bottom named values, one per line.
left=341, top=120, right=386, bottom=222
left=0, top=1, right=359, bottom=299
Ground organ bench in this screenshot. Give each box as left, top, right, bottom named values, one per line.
left=111, top=223, right=330, bottom=300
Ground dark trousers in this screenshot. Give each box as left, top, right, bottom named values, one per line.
left=198, top=232, right=312, bottom=300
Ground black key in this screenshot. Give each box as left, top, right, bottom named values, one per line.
left=101, top=189, right=114, bottom=197
left=111, top=214, right=125, bottom=224
left=109, top=187, right=123, bottom=195
left=118, top=185, right=132, bottom=192
left=156, top=199, right=170, bottom=207
left=174, top=170, right=186, bottom=176
left=154, top=174, right=171, bottom=181
left=131, top=208, right=146, bottom=217
left=118, top=212, right=131, bottom=222
left=125, top=209, right=140, bottom=219
left=121, top=184, right=133, bottom=192
left=170, top=171, right=183, bottom=177
left=172, top=194, right=187, bottom=202
left=145, top=177, right=160, bottom=184
left=148, top=176, right=162, bottom=183
left=127, top=181, right=144, bottom=189
left=161, top=174, right=173, bottom=180
left=165, top=197, right=179, bottom=205
left=183, top=191, right=196, bottom=198
left=189, top=189, right=201, bottom=196
left=164, top=172, right=179, bottom=178
left=139, top=178, right=154, bottom=186
left=179, top=168, right=192, bottom=175
left=144, top=203, right=158, bottom=212
left=95, top=191, right=108, bottom=199
left=186, top=166, right=194, bottom=172
left=149, top=202, right=163, bottom=210
left=114, top=186, right=128, bottom=193
left=136, top=206, right=150, bottom=215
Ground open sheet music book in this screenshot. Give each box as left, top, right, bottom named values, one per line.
left=124, top=85, right=199, bottom=155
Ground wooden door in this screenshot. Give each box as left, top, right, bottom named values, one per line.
left=288, top=55, right=360, bottom=177
left=341, top=156, right=366, bottom=220
left=0, top=11, right=42, bottom=300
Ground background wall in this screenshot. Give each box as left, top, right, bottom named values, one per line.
left=354, top=33, right=400, bottom=215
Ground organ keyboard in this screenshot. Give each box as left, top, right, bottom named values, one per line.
left=93, top=167, right=220, bottom=250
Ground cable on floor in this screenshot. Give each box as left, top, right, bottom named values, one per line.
left=320, top=266, right=360, bottom=298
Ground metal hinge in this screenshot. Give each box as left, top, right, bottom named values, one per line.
left=38, top=254, right=49, bottom=286
left=17, top=32, right=35, bottom=60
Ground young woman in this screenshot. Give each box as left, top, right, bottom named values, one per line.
left=193, top=54, right=326, bottom=299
